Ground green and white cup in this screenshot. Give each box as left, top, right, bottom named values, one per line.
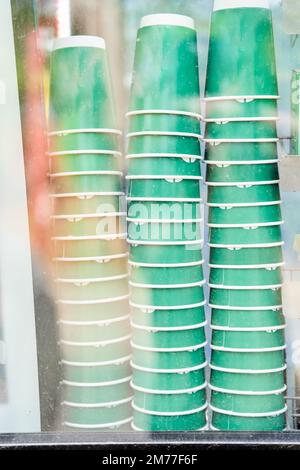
left=63, top=376, right=132, bottom=404
left=209, top=286, right=282, bottom=308
left=56, top=277, right=128, bottom=302
left=127, top=112, right=201, bottom=134
left=49, top=151, right=121, bottom=174
left=204, top=98, right=278, bottom=120
left=127, top=175, right=202, bottom=199
left=50, top=171, right=122, bottom=194
left=130, top=281, right=205, bottom=308
left=127, top=155, right=201, bottom=177
left=129, top=241, right=203, bottom=265
left=210, top=347, right=286, bottom=370
left=131, top=323, right=206, bottom=349
left=131, top=343, right=206, bottom=370
left=133, top=387, right=206, bottom=413
left=49, top=131, right=121, bottom=153
left=209, top=265, right=282, bottom=287
left=127, top=134, right=201, bottom=156
left=57, top=297, right=129, bottom=322
left=206, top=163, right=279, bottom=183
left=63, top=398, right=132, bottom=426
left=207, top=204, right=282, bottom=225
left=131, top=304, right=206, bottom=329
left=132, top=363, right=206, bottom=390
left=54, top=253, right=128, bottom=280
left=53, top=214, right=126, bottom=237
left=127, top=199, right=201, bottom=220
left=211, top=406, right=286, bottom=431
left=60, top=335, right=131, bottom=363
left=205, top=120, right=277, bottom=140
left=62, top=356, right=131, bottom=383
left=209, top=245, right=283, bottom=266
left=207, top=182, right=280, bottom=204
left=210, top=325, right=285, bottom=350
left=54, top=236, right=127, bottom=258
left=52, top=193, right=125, bottom=216
left=209, top=224, right=282, bottom=246
left=127, top=220, right=201, bottom=242
left=129, top=261, right=204, bottom=286
left=59, top=316, right=130, bottom=343
left=204, top=140, right=278, bottom=162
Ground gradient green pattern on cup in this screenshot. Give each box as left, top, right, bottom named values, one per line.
left=211, top=307, right=285, bottom=329
left=128, top=113, right=201, bottom=134
left=211, top=409, right=286, bottom=431
left=205, top=99, right=278, bottom=120
left=134, top=389, right=206, bottom=412
left=127, top=156, right=201, bottom=177
left=209, top=225, right=282, bottom=246
left=211, top=328, right=285, bottom=349
left=132, top=367, right=205, bottom=390
left=128, top=221, right=201, bottom=242
left=54, top=237, right=127, bottom=258
left=127, top=200, right=201, bottom=220
left=58, top=298, right=129, bottom=322
left=205, top=120, right=277, bottom=140
left=210, top=368, right=285, bottom=392
left=207, top=183, right=280, bottom=204
left=209, top=245, right=283, bottom=265
left=208, top=204, right=282, bottom=225
left=209, top=266, right=282, bottom=287
left=130, top=264, right=204, bottom=285
left=210, top=287, right=282, bottom=308
left=132, top=347, right=206, bottom=370
left=54, top=215, right=125, bottom=237
left=129, top=243, right=203, bottom=264
left=63, top=401, right=131, bottom=426
left=50, top=153, right=121, bottom=174
left=49, top=41, right=116, bottom=131
left=49, top=133, right=120, bottom=153
left=51, top=173, right=122, bottom=194
left=211, top=348, right=286, bottom=370
left=63, top=360, right=131, bottom=383
left=53, top=194, right=124, bottom=216
left=63, top=380, right=131, bottom=404
left=60, top=318, right=130, bottom=343
left=132, top=326, right=206, bottom=349
left=205, top=8, right=278, bottom=97
left=129, top=21, right=200, bottom=113
left=61, top=338, right=131, bottom=363
left=55, top=256, right=128, bottom=280
left=133, top=408, right=206, bottom=431
left=206, top=163, right=279, bottom=183
left=127, top=135, right=201, bottom=156
left=127, top=177, right=201, bottom=199
left=131, top=305, right=206, bottom=328
left=205, top=141, right=278, bottom=163
left=130, top=284, right=205, bottom=307
left=211, top=389, right=285, bottom=414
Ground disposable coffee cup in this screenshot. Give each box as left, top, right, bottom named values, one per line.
left=56, top=277, right=128, bottom=302
left=127, top=220, right=201, bottom=243
left=127, top=155, right=201, bottom=177
left=49, top=36, right=117, bottom=131
left=49, top=131, right=121, bottom=153
left=132, top=405, right=207, bottom=431
left=59, top=316, right=130, bottom=343
left=129, top=14, right=200, bottom=113
left=204, top=97, right=278, bottom=120
left=204, top=140, right=278, bottom=162
left=209, top=225, right=282, bottom=246
left=205, top=3, right=278, bottom=97
left=127, top=112, right=201, bottom=134
left=205, top=120, right=277, bottom=140
left=133, top=387, right=206, bottom=413
left=210, top=348, right=286, bottom=371
left=207, top=182, right=280, bottom=204
left=63, top=398, right=132, bottom=426
left=127, top=200, right=201, bottom=221
left=50, top=171, right=122, bottom=194
left=129, top=262, right=204, bottom=286
left=52, top=193, right=125, bottom=216
left=127, top=175, right=202, bottom=199
left=131, top=304, right=206, bottom=329
left=210, top=306, right=285, bottom=329
left=54, top=236, right=127, bottom=258
left=209, top=245, right=283, bottom=266
left=62, top=376, right=131, bottom=404
left=131, top=324, right=206, bottom=349
left=210, top=388, right=286, bottom=414
left=211, top=326, right=285, bottom=350
left=209, top=286, right=282, bottom=309
left=210, top=366, right=286, bottom=392
left=127, top=134, right=201, bottom=156
left=49, top=152, right=121, bottom=174
left=209, top=265, right=282, bottom=287
left=60, top=335, right=131, bottom=362
left=57, top=296, right=129, bottom=323
left=132, top=364, right=206, bottom=391
left=211, top=407, right=286, bottom=431
left=62, top=356, right=131, bottom=383
left=53, top=214, right=126, bottom=238
left=129, top=241, right=203, bottom=265
left=206, top=163, right=279, bottom=183
left=131, top=344, right=206, bottom=370
left=130, top=282, right=205, bottom=308
left=54, top=253, right=128, bottom=280
left=207, top=204, right=282, bottom=225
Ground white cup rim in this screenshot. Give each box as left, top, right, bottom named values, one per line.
left=129, top=259, right=204, bottom=268
left=210, top=345, right=286, bottom=353
left=130, top=279, right=205, bottom=289
left=132, top=401, right=208, bottom=417
left=130, top=300, right=206, bottom=311
left=54, top=252, right=128, bottom=263
left=209, top=404, right=287, bottom=418
left=213, top=1, right=270, bottom=12
left=57, top=294, right=129, bottom=306
left=48, top=128, right=121, bottom=137
left=126, top=109, right=202, bottom=120
left=140, top=13, right=195, bottom=30
left=131, top=340, right=207, bottom=353
left=62, top=375, right=132, bottom=388
left=61, top=354, right=131, bottom=367
left=130, top=380, right=207, bottom=395
left=210, top=324, right=285, bottom=332
left=131, top=320, right=207, bottom=332
left=48, top=150, right=122, bottom=157
left=58, top=314, right=129, bottom=327
left=56, top=274, right=128, bottom=285
left=62, top=395, right=133, bottom=409
left=209, top=383, right=287, bottom=396
left=210, top=363, right=287, bottom=373
left=64, top=417, right=132, bottom=430
left=53, top=35, right=106, bottom=51
left=60, top=334, right=131, bottom=348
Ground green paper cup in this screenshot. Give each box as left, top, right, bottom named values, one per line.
left=127, top=176, right=201, bottom=199
left=209, top=266, right=282, bottom=287
left=56, top=277, right=128, bottom=301
left=132, top=365, right=206, bottom=390
left=62, top=357, right=131, bottom=383
left=127, top=200, right=201, bottom=220
left=59, top=316, right=130, bottom=343
left=131, top=324, right=206, bottom=349
left=209, top=286, right=282, bottom=308
left=205, top=99, right=278, bottom=120
left=60, top=335, right=131, bottom=363
left=205, top=4, right=278, bottom=97
left=130, top=282, right=205, bottom=307
left=50, top=152, right=121, bottom=174
left=129, top=262, right=204, bottom=285
left=127, top=135, right=201, bottom=156
left=208, top=204, right=282, bottom=225
left=209, top=245, right=283, bottom=266
left=63, top=377, right=131, bottom=404
left=49, top=36, right=117, bottom=131
left=49, top=132, right=120, bottom=153
left=210, top=366, right=286, bottom=392
left=131, top=304, right=206, bottom=328
left=211, top=389, right=286, bottom=414
left=211, top=348, right=286, bottom=371
left=207, top=182, right=280, bottom=204
left=128, top=112, right=201, bottom=134
left=57, top=297, right=129, bottom=322
left=211, top=307, right=285, bottom=329
left=52, top=194, right=125, bottom=216
left=211, top=326, right=285, bottom=350
left=209, top=225, right=282, bottom=246
left=131, top=345, right=206, bottom=370
left=54, top=237, right=127, bottom=258
left=50, top=172, right=122, bottom=194
left=127, top=155, right=201, bottom=176
left=211, top=407, right=286, bottom=431
left=53, top=215, right=126, bottom=238
left=128, top=220, right=201, bottom=243
left=63, top=399, right=132, bottom=426
left=205, top=120, right=277, bottom=140
left=206, top=163, right=279, bottom=183
left=133, top=388, right=206, bottom=413
left=132, top=406, right=206, bottom=431
left=129, top=242, right=203, bottom=264
left=204, top=140, right=278, bottom=163
left=129, top=14, right=200, bottom=113
left=54, top=254, right=128, bottom=280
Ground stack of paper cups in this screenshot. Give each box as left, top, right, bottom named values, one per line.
left=204, top=1, right=287, bottom=431
left=49, top=36, right=132, bottom=431
left=127, top=14, right=208, bottom=431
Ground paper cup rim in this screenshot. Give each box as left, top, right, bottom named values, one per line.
left=129, top=259, right=204, bottom=268
left=209, top=303, right=282, bottom=312
left=127, top=196, right=202, bottom=202
left=58, top=314, right=129, bottom=327
left=130, top=381, right=207, bottom=395
left=131, top=360, right=208, bottom=374
left=130, top=300, right=206, bottom=311
left=64, top=417, right=132, bottom=430
left=50, top=191, right=124, bottom=198
left=60, top=334, right=131, bottom=348
left=140, top=13, right=195, bottom=30
left=48, top=150, right=122, bottom=157
left=206, top=179, right=279, bottom=187
left=203, top=95, right=279, bottom=102
left=210, top=404, right=287, bottom=418
left=52, top=233, right=127, bottom=241
left=208, top=262, right=284, bottom=269
left=204, top=116, right=278, bottom=123
left=50, top=170, right=122, bottom=178
left=210, top=363, right=287, bottom=373
left=129, top=280, right=205, bottom=289
left=127, top=238, right=203, bottom=246
left=62, top=375, right=132, bottom=388
left=61, top=354, right=132, bottom=367
left=62, top=395, right=133, bottom=409
left=55, top=274, right=128, bottom=284
left=210, top=344, right=286, bottom=353
left=207, top=221, right=283, bottom=228
left=131, top=320, right=207, bottom=332
left=131, top=340, right=207, bottom=353
left=209, top=383, right=287, bottom=395
left=53, top=35, right=106, bottom=51
left=126, top=109, right=202, bottom=120
left=204, top=138, right=279, bottom=144
left=52, top=212, right=126, bottom=220
left=57, top=294, right=129, bottom=306
left=127, top=217, right=203, bottom=224
left=213, top=0, right=269, bottom=11
left=126, top=174, right=202, bottom=181
left=131, top=422, right=208, bottom=431
left=205, top=159, right=279, bottom=166
left=206, top=200, right=281, bottom=207
left=48, top=128, right=121, bottom=137
left=208, top=283, right=283, bottom=290
left=126, top=152, right=202, bottom=160
left=53, top=252, right=128, bottom=263
left=132, top=401, right=208, bottom=417
left=127, top=131, right=202, bottom=139
left=210, top=324, right=285, bottom=332
left=208, top=241, right=284, bottom=249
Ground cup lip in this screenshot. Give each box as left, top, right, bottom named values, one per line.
left=213, top=0, right=270, bottom=11
left=210, top=363, right=287, bottom=373
left=207, top=221, right=284, bottom=228
left=209, top=303, right=283, bottom=312
left=127, top=238, right=204, bottom=246
left=48, top=150, right=122, bottom=157
left=209, top=283, right=283, bottom=290
left=131, top=340, right=207, bottom=353
left=132, top=401, right=208, bottom=417
left=126, top=109, right=202, bottom=120
left=205, top=159, right=279, bottom=165
left=127, top=131, right=203, bottom=139
left=210, top=344, right=286, bottom=353
left=61, top=354, right=132, bottom=367
left=52, top=35, right=106, bottom=51
left=127, top=217, right=203, bottom=224
left=62, top=375, right=132, bottom=388
left=50, top=170, right=122, bottom=178
left=209, top=383, right=287, bottom=396
left=127, top=196, right=202, bottom=202
left=52, top=232, right=127, bottom=242
left=209, top=404, right=287, bottom=418
left=131, top=422, right=208, bottom=431
left=58, top=314, right=130, bottom=327
left=131, top=320, right=207, bottom=332
left=130, top=280, right=205, bottom=289
left=130, top=300, right=206, bottom=312
left=206, top=179, right=280, bottom=187
left=131, top=360, right=208, bottom=374
left=208, top=262, right=283, bottom=270
left=60, top=333, right=131, bottom=348
left=204, top=116, right=278, bottom=123
left=50, top=191, right=125, bottom=198
left=48, top=128, right=122, bottom=137
left=210, top=324, right=285, bottom=332
left=203, top=95, right=279, bottom=103
left=207, top=200, right=281, bottom=207
left=62, top=395, right=133, bottom=409
left=126, top=174, right=203, bottom=181
left=129, top=259, right=205, bottom=268
left=52, top=212, right=126, bottom=220
left=208, top=241, right=284, bottom=249
left=53, top=252, right=128, bottom=263
left=204, top=138, right=279, bottom=144
left=55, top=274, right=129, bottom=285
left=126, top=152, right=202, bottom=160
left=64, top=417, right=132, bottom=430
left=140, top=13, right=195, bottom=30
left=130, top=381, right=207, bottom=395
left=57, top=294, right=130, bottom=306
